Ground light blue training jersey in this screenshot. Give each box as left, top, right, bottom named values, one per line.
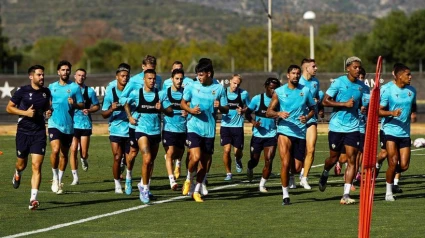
left=326, top=75, right=369, bottom=133
left=380, top=83, right=416, bottom=137
left=128, top=71, right=162, bottom=90
left=48, top=80, right=84, bottom=134
left=275, top=84, right=316, bottom=139
left=221, top=88, right=250, bottom=128
left=247, top=93, right=277, bottom=138
left=127, top=88, right=170, bottom=135
left=163, top=87, right=187, bottom=133
left=109, top=71, right=162, bottom=104
left=299, top=76, right=320, bottom=124
left=102, top=81, right=129, bottom=137
left=106, top=80, right=138, bottom=129
left=162, top=76, right=193, bottom=90
left=358, top=83, right=371, bottom=134
left=318, top=90, right=324, bottom=102
left=183, top=81, right=228, bottom=138
left=379, top=80, right=394, bottom=130
left=73, top=86, right=99, bottom=130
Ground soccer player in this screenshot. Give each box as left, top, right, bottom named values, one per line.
left=162, top=68, right=188, bottom=189
left=245, top=77, right=280, bottom=192
left=125, top=69, right=172, bottom=204
left=318, top=56, right=369, bottom=204
left=125, top=55, right=162, bottom=90
left=379, top=63, right=416, bottom=201
left=48, top=60, right=84, bottom=194
left=185, top=57, right=220, bottom=196
left=101, top=64, right=131, bottom=194
left=162, top=61, right=193, bottom=180
left=180, top=59, right=228, bottom=202
left=376, top=63, right=413, bottom=193
left=7, top=65, right=51, bottom=209
left=162, top=61, right=194, bottom=90
left=221, top=74, right=250, bottom=181
left=298, top=58, right=320, bottom=190
left=266, top=65, right=315, bottom=206
left=337, top=67, right=370, bottom=190
left=69, top=68, right=100, bottom=185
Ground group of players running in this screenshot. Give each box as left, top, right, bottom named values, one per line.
left=7, top=54, right=416, bottom=210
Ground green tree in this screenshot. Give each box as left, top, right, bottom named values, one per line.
left=354, top=11, right=409, bottom=68
left=80, top=39, right=122, bottom=73
left=405, top=9, right=425, bottom=68
left=0, top=16, right=22, bottom=73
left=29, top=37, right=70, bottom=71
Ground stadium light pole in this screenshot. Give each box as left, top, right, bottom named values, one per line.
left=303, top=11, right=316, bottom=59
left=260, top=0, right=273, bottom=72
left=267, top=0, right=272, bottom=72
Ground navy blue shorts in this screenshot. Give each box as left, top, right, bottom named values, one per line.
left=359, top=133, right=365, bottom=153
left=328, top=131, right=360, bottom=152
left=306, top=122, right=317, bottom=128
left=385, top=135, right=411, bottom=149
left=74, top=128, right=92, bottom=138
left=186, top=132, right=215, bottom=155
left=162, top=131, right=186, bottom=149
left=278, top=133, right=306, bottom=161
left=135, top=132, right=161, bottom=145
left=379, top=130, right=386, bottom=149
left=109, top=135, right=128, bottom=154
left=220, top=127, right=244, bottom=149
left=48, top=128, right=73, bottom=147
left=109, top=135, right=128, bottom=144
left=342, top=133, right=365, bottom=153
left=250, top=136, right=277, bottom=154
left=128, top=128, right=139, bottom=149
left=16, top=132, right=46, bottom=158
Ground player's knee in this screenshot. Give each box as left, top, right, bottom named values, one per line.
left=16, top=163, right=26, bottom=171
left=222, top=147, right=231, bottom=154
left=32, top=163, right=42, bottom=171
left=400, top=163, right=409, bottom=172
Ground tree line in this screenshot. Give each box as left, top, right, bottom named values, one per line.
left=1, top=10, right=424, bottom=74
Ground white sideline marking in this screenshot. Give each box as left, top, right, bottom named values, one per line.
left=3, top=184, right=239, bottom=238
left=411, top=148, right=425, bottom=152
left=311, top=163, right=324, bottom=168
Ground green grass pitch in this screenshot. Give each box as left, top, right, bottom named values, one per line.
left=1, top=135, right=425, bottom=237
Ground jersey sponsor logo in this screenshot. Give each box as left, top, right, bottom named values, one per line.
left=140, top=105, right=155, bottom=109
left=42, top=93, right=47, bottom=98
left=212, top=90, right=216, bottom=95
left=300, top=92, right=304, bottom=97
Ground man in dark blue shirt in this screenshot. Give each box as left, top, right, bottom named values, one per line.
left=6, top=65, right=52, bottom=210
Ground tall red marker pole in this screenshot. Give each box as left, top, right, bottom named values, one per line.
left=358, top=56, right=383, bottom=238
